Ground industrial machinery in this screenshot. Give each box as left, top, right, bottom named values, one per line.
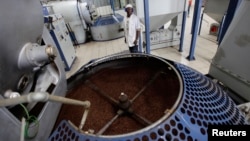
left=0, top=0, right=90, bottom=140
left=202, top=0, right=230, bottom=35
left=44, top=13, right=76, bottom=71
left=208, top=0, right=250, bottom=103
left=203, top=0, right=230, bottom=24
left=119, top=0, right=186, bottom=50
left=46, top=0, right=124, bottom=41
left=46, top=0, right=186, bottom=50
left=1, top=0, right=250, bottom=141
left=48, top=0, right=249, bottom=140
left=49, top=53, right=248, bottom=141
left=84, top=0, right=124, bottom=41
left=43, top=0, right=88, bottom=44
left=0, top=0, right=67, bottom=140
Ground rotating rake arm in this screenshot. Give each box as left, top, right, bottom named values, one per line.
left=0, top=91, right=90, bottom=131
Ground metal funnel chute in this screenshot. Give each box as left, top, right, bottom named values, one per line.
left=203, top=0, right=230, bottom=23
left=126, top=0, right=186, bottom=50
left=135, top=0, right=186, bottom=31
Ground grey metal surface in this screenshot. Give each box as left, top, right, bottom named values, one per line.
left=90, top=22, right=124, bottom=41
left=0, top=0, right=67, bottom=140
left=46, top=1, right=88, bottom=44
left=0, top=0, right=43, bottom=94
left=238, top=102, right=250, bottom=124
left=203, top=0, right=230, bottom=23
left=208, top=0, right=250, bottom=101
left=146, top=14, right=183, bottom=50
left=135, top=0, right=186, bottom=31
left=44, top=14, right=76, bottom=71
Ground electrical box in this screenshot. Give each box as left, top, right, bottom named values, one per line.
left=44, top=14, right=76, bottom=71
left=209, top=23, right=219, bottom=36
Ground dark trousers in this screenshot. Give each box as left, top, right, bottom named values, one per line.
left=188, top=5, right=191, bottom=16
left=129, top=45, right=138, bottom=53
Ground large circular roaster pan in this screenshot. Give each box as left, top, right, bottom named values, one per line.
left=49, top=53, right=247, bottom=141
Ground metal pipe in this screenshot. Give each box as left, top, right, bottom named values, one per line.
left=131, top=113, right=152, bottom=125
left=96, top=110, right=123, bottom=135
left=0, top=91, right=91, bottom=133
left=143, top=0, right=150, bottom=54
left=48, top=94, right=90, bottom=108
left=131, top=71, right=161, bottom=102
left=18, top=43, right=56, bottom=69
left=20, top=117, right=26, bottom=141
left=0, top=94, right=32, bottom=107
left=79, top=107, right=90, bottom=130
left=77, top=0, right=88, bottom=29
left=85, top=80, right=118, bottom=105
left=0, top=91, right=90, bottom=108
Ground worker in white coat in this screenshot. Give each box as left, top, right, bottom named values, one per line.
left=124, top=4, right=141, bottom=53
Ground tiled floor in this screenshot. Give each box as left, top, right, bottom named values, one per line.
left=66, top=7, right=219, bottom=79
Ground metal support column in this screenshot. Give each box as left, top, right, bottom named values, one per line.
left=218, top=0, right=242, bottom=45
left=186, top=0, right=202, bottom=61
left=179, top=0, right=188, bottom=52
left=139, top=33, right=143, bottom=53
left=144, top=0, right=151, bottom=54
left=198, top=10, right=204, bottom=35
left=217, top=14, right=226, bottom=42
left=110, top=0, right=115, bottom=15
left=179, top=11, right=187, bottom=52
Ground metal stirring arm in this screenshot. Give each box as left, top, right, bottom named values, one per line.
left=84, top=71, right=163, bottom=134
left=0, top=91, right=91, bottom=131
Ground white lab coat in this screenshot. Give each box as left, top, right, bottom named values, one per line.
left=124, top=14, right=141, bottom=47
